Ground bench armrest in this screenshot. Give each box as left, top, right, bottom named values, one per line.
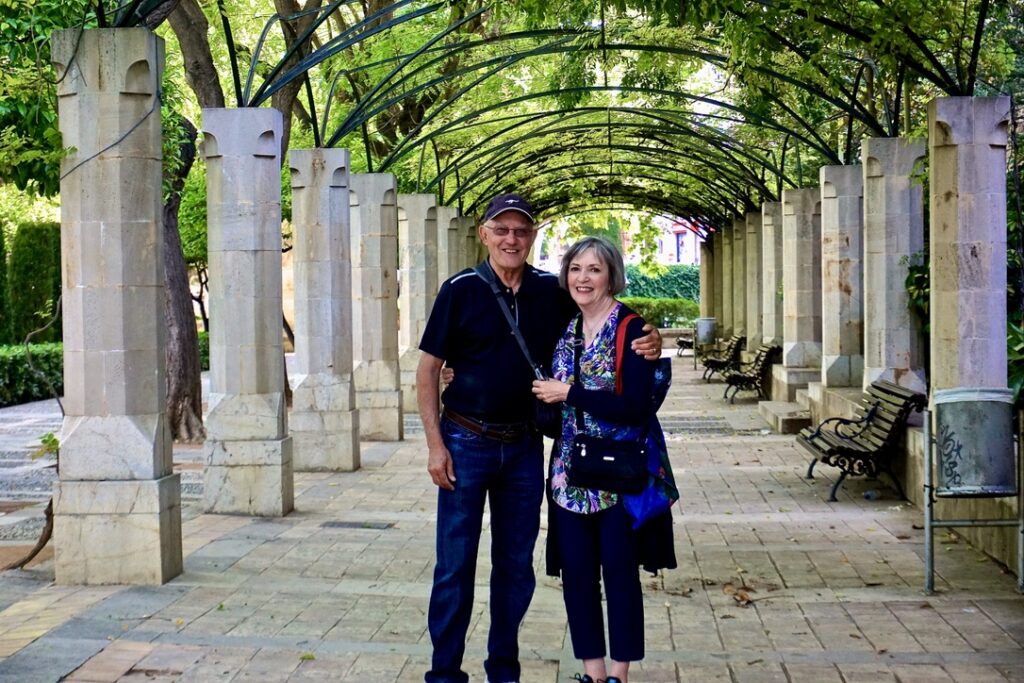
left=810, top=403, right=879, bottom=440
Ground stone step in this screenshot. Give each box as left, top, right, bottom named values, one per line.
left=794, top=388, right=811, bottom=410
left=757, top=400, right=812, bottom=434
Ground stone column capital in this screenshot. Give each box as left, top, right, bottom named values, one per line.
left=52, top=27, right=164, bottom=97
left=820, top=164, right=864, bottom=198
left=289, top=147, right=350, bottom=189
left=928, top=96, right=1011, bottom=147
left=351, top=173, right=398, bottom=206
left=862, top=137, right=926, bottom=178
left=200, top=108, right=283, bottom=159
left=782, top=187, right=820, bottom=215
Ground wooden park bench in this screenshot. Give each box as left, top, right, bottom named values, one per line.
left=700, top=335, right=745, bottom=381
left=799, top=379, right=926, bottom=501
left=721, top=344, right=781, bottom=403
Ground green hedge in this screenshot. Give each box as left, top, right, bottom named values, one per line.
left=623, top=264, right=699, bottom=300
left=0, top=343, right=63, bottom=407
left=197, top=330, right=209, bottom=371
left=7, top=221, right=61, bottom=344
left=620, top=297, right=699, bottom=328
left=0, top=230, right=8, bottom=344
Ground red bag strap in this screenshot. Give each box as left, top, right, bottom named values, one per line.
left=615, top=313, right=642, bottom=395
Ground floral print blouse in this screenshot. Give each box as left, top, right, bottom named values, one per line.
left=549, top=302, right=650, bottom=514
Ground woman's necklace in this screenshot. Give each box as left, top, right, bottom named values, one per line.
left=581, top=300, right=616, bottom=343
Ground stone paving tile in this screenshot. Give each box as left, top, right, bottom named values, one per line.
left=2, top=358, right=1024, bottom=681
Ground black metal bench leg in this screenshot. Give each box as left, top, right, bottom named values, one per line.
left=806, top=458, right=817, bottom=479
left=728, top=386, right=739, bottom=404
left=723, top=385, right=731, bottom=400
left=828, top=472, right=847, bottom=502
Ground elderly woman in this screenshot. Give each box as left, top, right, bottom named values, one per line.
left=532, top=236, right=675, bottom=683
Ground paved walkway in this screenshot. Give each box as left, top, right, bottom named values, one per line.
left=0, top=357, right=1023, bottom=681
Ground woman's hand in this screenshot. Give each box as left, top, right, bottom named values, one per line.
left=532, top=378, right=570, bottom=404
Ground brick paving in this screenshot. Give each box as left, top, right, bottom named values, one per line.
left=0, top=356, right=1023, bottom=681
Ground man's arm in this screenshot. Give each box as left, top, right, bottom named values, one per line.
left=417, top=351, right=456, bottom=490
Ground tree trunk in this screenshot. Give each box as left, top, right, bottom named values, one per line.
left=164, top=117, right=205, bottom=443
left=168, top=0, right=226, bottom=109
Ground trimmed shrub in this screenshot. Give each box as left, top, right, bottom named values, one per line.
left=197, top=330, right=210, bottom=371
left=623, top=264, right=699, bottom=300
left=8, top=221, right=61, bottom=344
left=0, top=342, right=63, bottom=407
left=620, top=297, right=699, bottom=328
left=0, top=230, right=8, bottom=344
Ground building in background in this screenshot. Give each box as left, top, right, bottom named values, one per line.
left=535, top=213, right=701, bottom=273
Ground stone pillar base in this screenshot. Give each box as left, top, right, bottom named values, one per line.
left=771, top=365, right=822, bottom=402
left=60, top=414, right=172, bottom=480
left=822, top=354, right=864, bottom=388
left=204, top=437, right=294, bottom=516
left=862, top=366, right=928, bottom=394
left=291, top=374, right=360, bottom=471
left=783, top=341, right=822, bottom=368
left=54, top=474, right=182, bottom=585
left=355, top=360, right=403, bottom=441
left=399, top=348, right=421, bottom=413
left=357, top=400, right=404, bottom=441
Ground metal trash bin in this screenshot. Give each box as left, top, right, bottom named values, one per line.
left=695, top=318, right=716, bottom=346
left=933, top=387, right=1016, bottom=497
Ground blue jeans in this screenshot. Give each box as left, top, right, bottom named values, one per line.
left=425, top=417, right=544, bottom=683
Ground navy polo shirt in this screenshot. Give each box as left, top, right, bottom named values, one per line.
left=419, top=262, right=578, bottom=423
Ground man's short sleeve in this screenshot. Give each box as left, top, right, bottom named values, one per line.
left=419, top=279, right=454, bottom=360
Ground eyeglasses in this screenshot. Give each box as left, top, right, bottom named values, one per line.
left=485, top=223, right=536, bottom=238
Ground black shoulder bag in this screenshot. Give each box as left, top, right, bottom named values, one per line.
left=565, top=315, right=649, bottom=494
left=473, top=262, right=562, bottom=439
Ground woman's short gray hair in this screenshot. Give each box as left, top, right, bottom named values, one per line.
left=558, top=236, right=627, bottom=295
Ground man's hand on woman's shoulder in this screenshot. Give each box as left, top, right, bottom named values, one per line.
left=631, top=323, right=663, bottom=360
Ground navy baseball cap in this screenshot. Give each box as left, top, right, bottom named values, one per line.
left=482, top=193, right=535, bottom=223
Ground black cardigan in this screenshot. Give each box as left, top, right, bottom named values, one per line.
left=545, top=305, right=677, bottom=576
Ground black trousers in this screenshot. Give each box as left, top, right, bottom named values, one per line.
left=554, top=502, right=644, bottom=662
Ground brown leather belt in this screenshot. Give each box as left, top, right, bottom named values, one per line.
left=442, top=408, right=531, bottom=443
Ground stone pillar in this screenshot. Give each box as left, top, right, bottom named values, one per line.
left=448, top=215, right=470, bottom=275
left=772, top=189, right=822, bottom=401
left=699, top=240, right=714, bottom=318
left=463, top=217, right=482, bottom=268
left=819, top=165, right=864, bottom=387
left=397, top=194, right=439, bottom=413
left=351, top=174, right=403, bottom=441
left=52, top=28, right=181, bottom=585
left=201, top=108, right=293, bottom=516
left=712, top=229, right=725, bottom=333
left=761, top=202, right=784, bottom=345
left=289, top=148, right=360, bottom=472
left=721, top=225, right=734, bottom=338
left=744, top=212, right=763, bottom=349
left=782, top=188, right=822, bottom=367
left=731, top=218, right=746, bottom=340
left=928, top=97, right=1011, bottom=390
left=436, top=205, right=457, bottom=287
left=862, top=138, right=927, bottom=392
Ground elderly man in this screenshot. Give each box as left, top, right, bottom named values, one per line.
left=417, top=194, right=662, bottom=683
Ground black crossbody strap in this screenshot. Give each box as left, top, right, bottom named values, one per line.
left=474, top=262, right=545, bottom=381
left=573, top=317, right=586, bottom=433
